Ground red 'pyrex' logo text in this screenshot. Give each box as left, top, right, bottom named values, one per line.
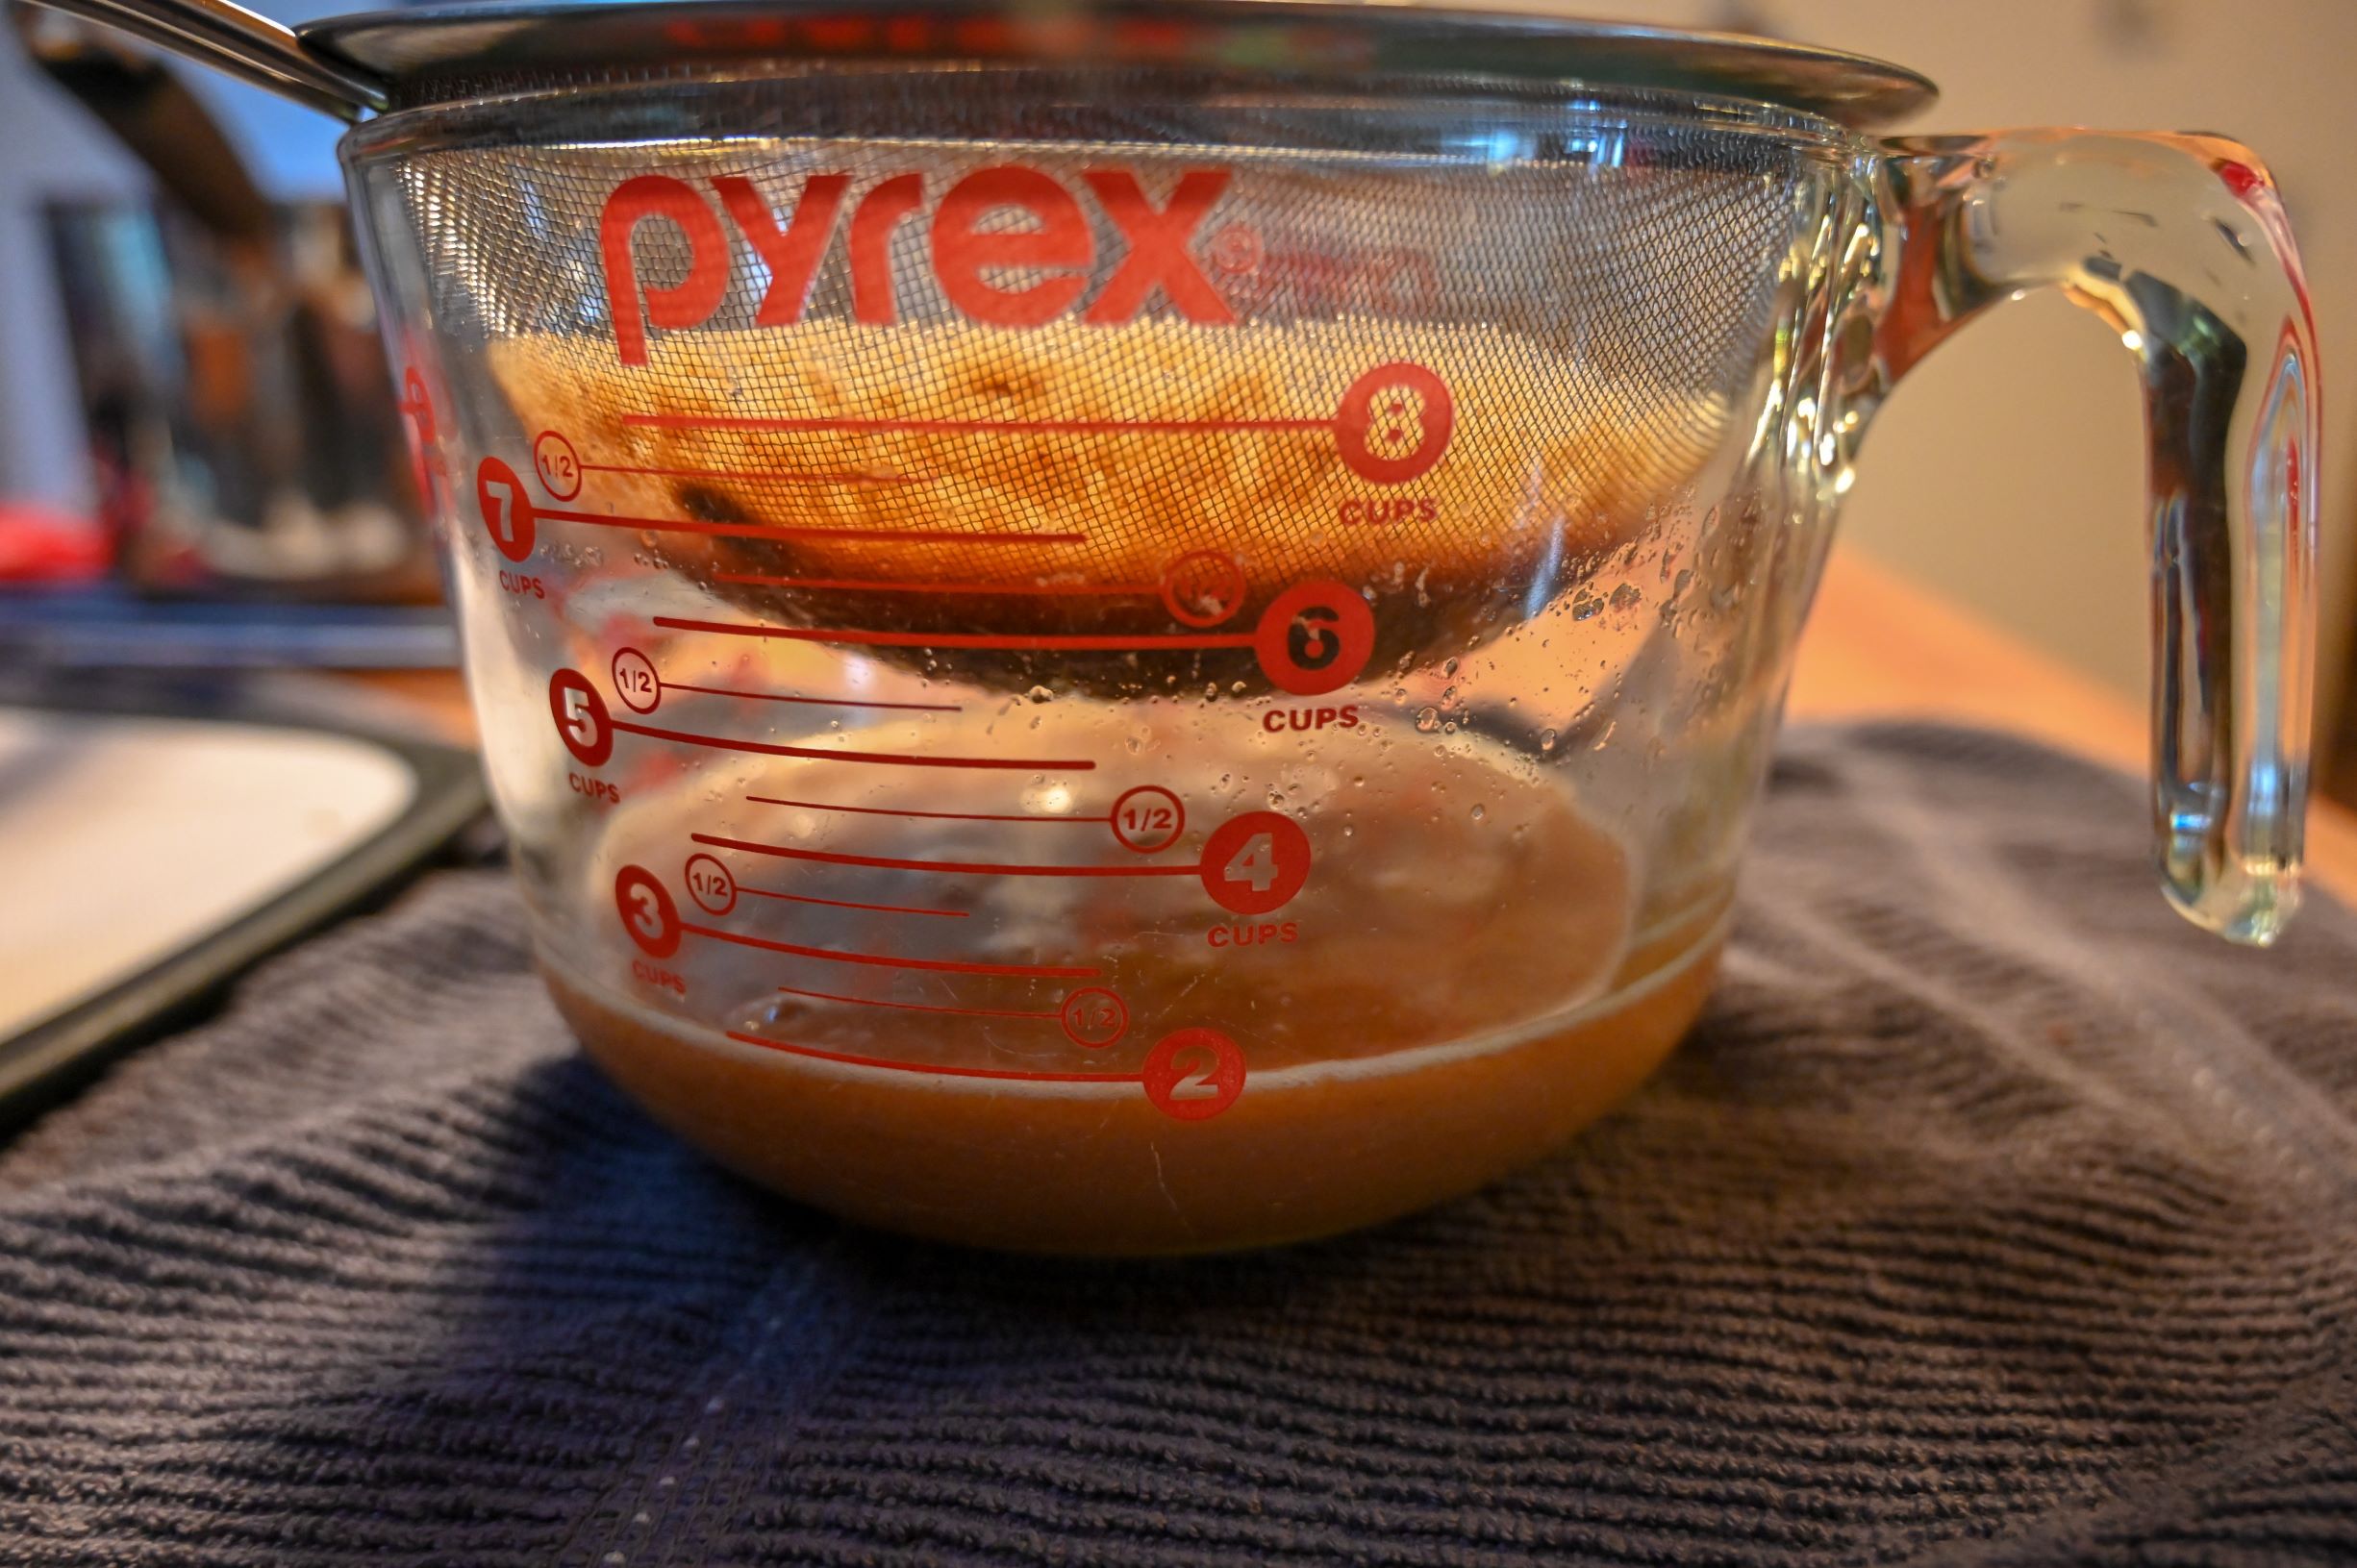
left=600, top=165, right=1237, bottom=364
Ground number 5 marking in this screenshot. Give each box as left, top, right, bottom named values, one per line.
left=548, top=668, right=614, bottom=766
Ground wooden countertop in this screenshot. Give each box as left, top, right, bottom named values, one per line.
left=1790, top=547, right=2357, bottom=906
left=348, top=542, right=2357, bottom=907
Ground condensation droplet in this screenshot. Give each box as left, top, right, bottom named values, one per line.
left=1026, top=684, right=1054, bottom=703
left=1414, top=706, right=1442, bottom=733
left=1470, top=804, right=1486, bottom=821
left=1540, top=728, right=1560, bottom=752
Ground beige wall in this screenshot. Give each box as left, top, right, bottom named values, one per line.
left=1620, top=0, right=2357, bottom=774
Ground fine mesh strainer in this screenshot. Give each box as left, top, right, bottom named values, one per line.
left=29, top=0, right=2321, bottom=1254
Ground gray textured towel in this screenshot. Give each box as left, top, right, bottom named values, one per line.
left=6, top=723, right=2356, bottom=1567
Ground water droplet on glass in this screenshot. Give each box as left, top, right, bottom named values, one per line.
left=1442, top=657, right=1459, bottom=676
left=1610, top=583, right=1643, bottom=610
left=1414, top=706, right=1441, bottom=733
left=1470, top=803, right=1486, bottom=822
left=1541, top=728, right=1560, bottom=753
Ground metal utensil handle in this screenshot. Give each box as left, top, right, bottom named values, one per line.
left=20, top=0, right=387, bottom=118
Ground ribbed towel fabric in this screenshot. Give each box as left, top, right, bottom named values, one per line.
left=5, top=723, right=2357, bottom=1568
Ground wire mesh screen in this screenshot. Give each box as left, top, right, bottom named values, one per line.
left=365, top=72, right=1827, bottom=659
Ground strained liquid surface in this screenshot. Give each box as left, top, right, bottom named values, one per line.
left=540, top=707, right=1722, bottom=1251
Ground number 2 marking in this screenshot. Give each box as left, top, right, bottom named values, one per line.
left=1142, top=1028, right=1246, bottom=1120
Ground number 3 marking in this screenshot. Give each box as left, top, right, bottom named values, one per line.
left=614, top=865, right=681, bottom=958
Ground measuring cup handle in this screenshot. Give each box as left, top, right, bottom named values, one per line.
left=1859, top=130, right=2319, bottom=943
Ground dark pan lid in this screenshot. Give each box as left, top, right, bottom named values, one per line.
left=301, top=0, right=1936, bottom=126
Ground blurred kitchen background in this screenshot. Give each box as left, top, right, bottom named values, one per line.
left=1, top=0, right=2353, bottom=786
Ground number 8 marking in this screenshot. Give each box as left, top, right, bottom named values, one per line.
left=1334, top=361, right=1453, bottom=485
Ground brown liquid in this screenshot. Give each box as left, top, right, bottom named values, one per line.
left=539, top=705, right=1720, bottom=1253
left=547, top=919, right=1718, bottom=1255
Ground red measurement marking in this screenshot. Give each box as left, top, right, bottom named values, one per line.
left=683, top=920, right=1097, bottom=978
left=712, top=572, right=1158, bottom=597
left=1335, top=362, right=1455, bottom=485
left=1201, top=811, right=1314, bottom=914
left=747, top=793, right=1106, bottom=825
left=1254, top=580, right=1377, bottom=696
left=1142, top=1028, right=1247, bottom=1119
left=611, top=647, right=662, bottom=713
left=725, top=1031, right=1142, bottom=1084
left=653, top=617, right=1255, bottom=653
left=534, top=506, right=1083, bottom=546
left=694, top=832, right=1198, bottom=880
left=477, top=456, right=536, bottom=562
left=623, top=411, right=1332, bottom=436
left=1109, top=785, right=1186, bottom=853
left=578, top=461, right=926, bottom=485
left=661, top=682, right=962, bottom=714
left=683, top=851, right=738, bottom=915
left=1059, top=986, right=1130, bottom=1049
left=608, top=717, right=1092, bottom=771
left=1160, top=550, right=1248, bottom=628
left=551, top=670, right=614, bottom=766
left=775, top=983, right=1057, bottom=1020
left=533, top=430, right=584, bottom=500
left=738, top=884, right=967, bottom=919
left=615, top=866, right=681, bottom=958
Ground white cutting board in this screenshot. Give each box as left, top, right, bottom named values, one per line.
left=0, top=708, right=415, bottom=1041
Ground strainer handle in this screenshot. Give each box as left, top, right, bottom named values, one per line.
left=1867, top=131, right=2319, bottom=944
left=14, top=0, right=387, bottom=118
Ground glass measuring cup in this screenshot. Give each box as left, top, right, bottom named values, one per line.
left=35, top=0, right=2319, bottom=1254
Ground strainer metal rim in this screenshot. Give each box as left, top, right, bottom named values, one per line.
left=298, top=0, right=1938, bottom=128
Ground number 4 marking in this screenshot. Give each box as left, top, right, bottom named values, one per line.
left=1224, top=833, right=1278, bottom=893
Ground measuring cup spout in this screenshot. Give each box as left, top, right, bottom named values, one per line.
left=15, top=0, right=387, bottom=119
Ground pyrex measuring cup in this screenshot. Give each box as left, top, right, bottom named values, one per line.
left=39, top=0, right=2319, bottom=1253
